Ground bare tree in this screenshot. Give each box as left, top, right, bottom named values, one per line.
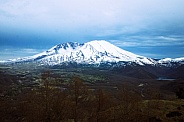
left=67, top=76, right=89, bottom=122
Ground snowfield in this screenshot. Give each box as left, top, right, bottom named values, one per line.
left=0, top=40, right=183, bottom=66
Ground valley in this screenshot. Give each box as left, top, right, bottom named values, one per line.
left=0, top=63, right=184, bottom=121
left=0, top=41, right=184, bottom=121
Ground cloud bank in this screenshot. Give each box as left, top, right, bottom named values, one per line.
left=0, top=0, right=184, bottom=58
left=1, top=0, right=184, bottom=31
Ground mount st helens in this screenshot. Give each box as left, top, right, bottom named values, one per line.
left=1, top=40, right=183, bottom=67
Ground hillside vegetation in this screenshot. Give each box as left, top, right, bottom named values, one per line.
left=0, top=64, right=184, bottom=121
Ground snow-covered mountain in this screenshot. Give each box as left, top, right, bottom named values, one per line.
left=1, top=40, right=183, bottom=66
left=158, top=57, right=184, bottom=67
left=3, top=40, right=156, bottom=65
left=158, top=57, right=184, bottom=63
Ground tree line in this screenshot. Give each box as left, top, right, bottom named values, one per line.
left=0, top=71, right=183, bottom=122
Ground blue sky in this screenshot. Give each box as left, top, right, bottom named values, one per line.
left=0, top=0, right=184, bottom=60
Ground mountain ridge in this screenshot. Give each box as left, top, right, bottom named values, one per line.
left=0, top=40, right=183, bottom=67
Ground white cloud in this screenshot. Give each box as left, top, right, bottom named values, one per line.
left=0, top=48, right=46, bottom=60
left=1, top=0, right=184, bottom=31
left=0, top=0, right=184, bottom=59
left=136, top=53, right=165, bottom=59
left=109, top=35, right=184, bottom=47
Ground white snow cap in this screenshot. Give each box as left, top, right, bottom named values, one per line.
left=2, top=40, right=168, bottom=65
left=28, top=40, right=155, bottom=65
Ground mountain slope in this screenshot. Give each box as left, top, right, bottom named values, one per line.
left=158, top=57, right=184, bottom=67
left=4, top=40, right=156, bottom=65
